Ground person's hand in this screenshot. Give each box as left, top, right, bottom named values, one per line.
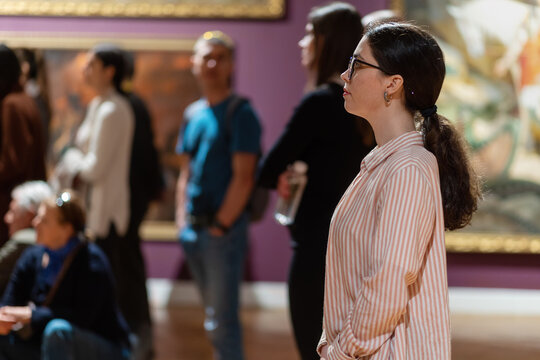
left=277, top=171, right=291, bottom=199
left=319, top=344, right=328, bottom=360
left=208, top=226, right=225, bottom=237
left=0, top=318, right=15, bottom=335
left=0, top=306, right=31, bottom=324
left=0, top=308, right=16, bottom=335
left=175, top=207, right=186, bottom=230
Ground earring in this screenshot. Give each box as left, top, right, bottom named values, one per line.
left=384, top=91, right=391, bottom=105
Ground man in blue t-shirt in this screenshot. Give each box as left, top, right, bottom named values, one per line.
left=175, top=31, right=261, bottom=360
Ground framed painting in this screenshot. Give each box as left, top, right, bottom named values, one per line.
left=391, top=0, right=540, bottom=253
left=0, top=0, right=285, bottom=19
left=3, top=32, right=200, bottom=224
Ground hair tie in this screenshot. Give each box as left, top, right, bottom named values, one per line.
left=420, top=105, right=437, bottom=118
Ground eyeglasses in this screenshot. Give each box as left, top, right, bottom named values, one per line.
left=347, top=57, right=389, bottom=81
left=53, top=191, right=85, bottom=232
left=55, top=192, right=72, bottom=208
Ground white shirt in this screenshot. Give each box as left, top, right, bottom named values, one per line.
left=62, top=89, right=134, bottom=238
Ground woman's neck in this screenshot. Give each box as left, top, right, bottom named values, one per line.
left=370, top=107, right=416, bottom=146
left=95, top=85, right=114, bottom=97
left=47, top=234, right=75, bottom=251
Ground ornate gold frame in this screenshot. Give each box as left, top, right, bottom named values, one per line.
left=140, top=223, right=540, bottom=254
left=446, top=233, right=540, bottom=254
left=388, top=0, right=540, bottom=254
left=0, top=31, right=195, bottom=51
left=0, top=0, right=285, bottom=19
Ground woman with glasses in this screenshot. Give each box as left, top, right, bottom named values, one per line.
left=317, top=22, right=482, bottom=360
left=257, top=3, right=374, bottom=359
left=0, top=190, right=131, bottom=360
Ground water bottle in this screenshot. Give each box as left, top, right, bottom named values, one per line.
left=274, top=161, right=308, bottom=226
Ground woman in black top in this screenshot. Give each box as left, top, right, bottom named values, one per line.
left=258, top=3, right=374, bottom=359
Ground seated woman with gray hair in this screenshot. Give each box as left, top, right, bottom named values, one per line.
left=0, top=190, right=131, bottom=360
left=0, top=180, right=53, bottom=294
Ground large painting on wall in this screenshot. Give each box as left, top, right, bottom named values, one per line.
left=0, top=0, right=285, bottom=19
left=393, top=0, right=540, bottom=253
left=7, top=34, right=200, bottom=223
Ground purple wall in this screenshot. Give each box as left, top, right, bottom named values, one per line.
left=447, top=253, right=540, bottom=290
left=0, top=0, right=386, bottom=282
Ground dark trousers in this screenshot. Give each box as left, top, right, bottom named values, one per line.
left=95, top=222, right=151, bottom=335
left=288, top=243, right=327, bottom=360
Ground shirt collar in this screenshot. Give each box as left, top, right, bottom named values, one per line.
left=362, top=131, right=424, bottom=172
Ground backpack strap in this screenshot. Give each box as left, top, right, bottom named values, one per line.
left=224, top=94, right=249, bottom=142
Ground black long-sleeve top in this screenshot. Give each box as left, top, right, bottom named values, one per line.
left=1, top=241, right=131, bottom=349
left=258, top=83, right=374, bottom=248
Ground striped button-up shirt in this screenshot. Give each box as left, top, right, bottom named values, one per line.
left=319, top=131, right=450, bottom=359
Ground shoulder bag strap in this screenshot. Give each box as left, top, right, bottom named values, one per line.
left=42, top=241, right=86, bottom=307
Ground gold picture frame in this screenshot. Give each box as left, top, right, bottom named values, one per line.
left=390, top=0, right=540, bottom=254
left=0, top=0, right=285, bottom=19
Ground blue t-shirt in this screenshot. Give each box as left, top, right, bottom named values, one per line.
left=176, top=95, right=261, bottom=217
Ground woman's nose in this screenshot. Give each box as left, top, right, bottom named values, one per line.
left=341, top=70, right=349, bottom=82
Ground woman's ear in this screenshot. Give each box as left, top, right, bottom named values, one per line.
left=385, top=74, right=404, bottom=98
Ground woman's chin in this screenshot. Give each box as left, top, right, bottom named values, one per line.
left=343, top=101, right=355, bottom=115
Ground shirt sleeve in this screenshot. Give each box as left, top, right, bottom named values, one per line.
left=230, top=102, right=261, bottom=154
left=1, top=248, right=36, bottom=307
left=317, top=329, right=328, bottom=355
left=257, top=94, right=322, bottom=188
left=327, top=165, right=436, bottom=360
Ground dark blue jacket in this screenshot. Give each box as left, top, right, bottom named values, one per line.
left=1, top=240, right=130, bottom=348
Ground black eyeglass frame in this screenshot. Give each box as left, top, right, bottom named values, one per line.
left=347, top=57, right=390, bottom=80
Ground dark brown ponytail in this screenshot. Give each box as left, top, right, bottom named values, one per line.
left=366, top=21, right=482, bottom=230
left=421, top=113, right=481, bottom=230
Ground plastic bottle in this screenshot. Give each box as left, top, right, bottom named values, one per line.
left=274, top=161, right=308, bottom=226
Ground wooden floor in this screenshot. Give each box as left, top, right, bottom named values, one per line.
left=151, top=305, right=540, bottom=360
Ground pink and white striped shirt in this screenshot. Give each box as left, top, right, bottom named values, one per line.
left=318, top=131, right=450, bottom=359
